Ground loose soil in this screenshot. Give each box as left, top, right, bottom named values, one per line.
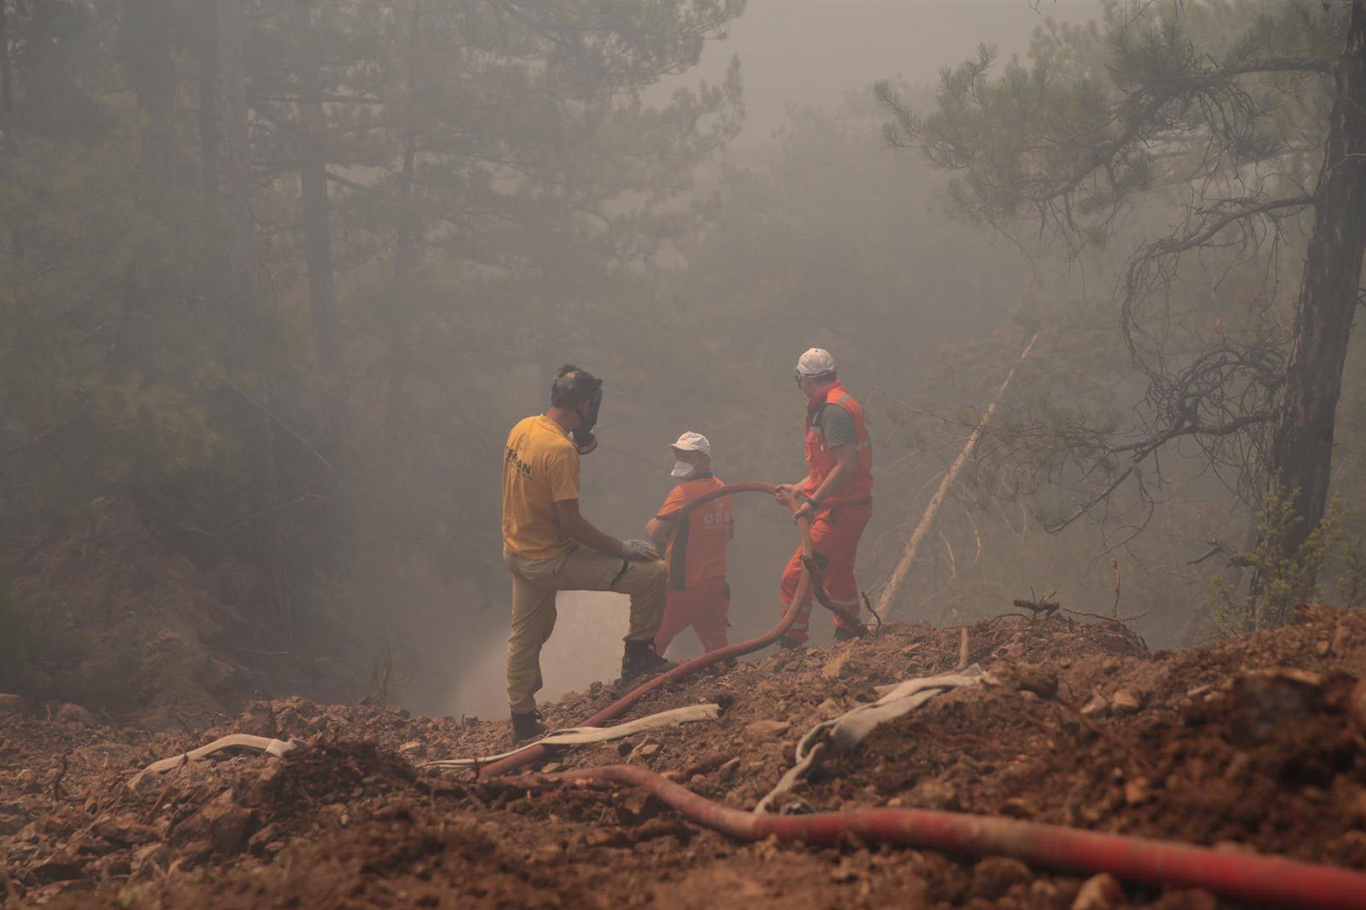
left=4, top=605, right=1366, bottom=908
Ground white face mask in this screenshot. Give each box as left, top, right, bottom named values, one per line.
left=671, top=459, right=695, bottom=478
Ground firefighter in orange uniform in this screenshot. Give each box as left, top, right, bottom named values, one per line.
left=774, top=348, right=873, bottom=647
left=646, top=432, right=734, bottom=656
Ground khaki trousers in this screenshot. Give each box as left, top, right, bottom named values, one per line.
left=504, top=545, right=667, bottom=714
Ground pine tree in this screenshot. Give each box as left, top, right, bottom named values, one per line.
left=881, top=0, right=1366, bottom=625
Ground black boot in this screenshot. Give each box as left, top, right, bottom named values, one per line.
left=833, top=624, right=861, bottom=642
left=510, top=709, right=547, bottom=745
left=621, top=639, right=676, bottom=682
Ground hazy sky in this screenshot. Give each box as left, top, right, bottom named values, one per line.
left=694, top=0, right=1103, bottom=144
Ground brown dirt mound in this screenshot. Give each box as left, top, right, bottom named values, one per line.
left=5, top=607, right=1366, bottom=908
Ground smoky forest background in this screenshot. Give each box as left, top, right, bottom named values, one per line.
left=2, top=0, right=1364, bottom=724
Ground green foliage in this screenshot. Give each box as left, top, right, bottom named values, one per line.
left=367, top=636, right=396, bottom=705
left=1207, top=490, right=1348, bottom=633
left=882, top=0, right=1342, bottom=244
left=0, top=584, right=143, bottom=709
left=1337, top=542, right=1366, bottom=610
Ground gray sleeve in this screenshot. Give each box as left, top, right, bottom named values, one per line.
left=818, top=403, right=857, bottom=448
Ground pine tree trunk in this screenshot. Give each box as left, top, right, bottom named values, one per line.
left=1258, top=0, right=1366, bottom=620
left=383, top=0, right=422, bottom=456
left=0, top=0, right=15, bottom=150
left=197, top=0, right=220, bottom=201
left=215, top=0, right=255, bottom=322
left=291, top=0, right=344, bottom=436
left=120, top=0, right=177, bottom=192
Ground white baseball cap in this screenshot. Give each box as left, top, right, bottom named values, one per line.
left=669, top=431, right=711, bottom=457
left=795, top=347, right=837, bottom=378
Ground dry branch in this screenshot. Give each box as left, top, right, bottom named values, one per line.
left=876, top=331, right=1041, bottom=618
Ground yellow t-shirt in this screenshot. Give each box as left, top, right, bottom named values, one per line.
left=502, top=415, right=581, bottom=559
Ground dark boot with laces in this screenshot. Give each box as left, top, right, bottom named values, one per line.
left=510, top=709, right=547, bottom=745
left=621, top=639, right=676, bottom=682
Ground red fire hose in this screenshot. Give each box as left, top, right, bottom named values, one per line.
left=510, top=764, right=1366, bottom=910
left=484, top=481, right=865, bottom=777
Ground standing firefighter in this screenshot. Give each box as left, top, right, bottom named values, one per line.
left=646, top=433, right=734, bottom=657
left=774, top=348, right=874, bottom=647
left=501, top=365, right=674, bottom=744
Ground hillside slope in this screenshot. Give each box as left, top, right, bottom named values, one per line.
left=4, top=606, right=1365, bottom=908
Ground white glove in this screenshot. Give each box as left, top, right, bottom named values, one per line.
left=621, top=538, right=661, bottom=561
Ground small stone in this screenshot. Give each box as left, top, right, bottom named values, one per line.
left=1110, top=690, right=1141, bottom=715
left=617, top=790, right=658, bottom=822
left=746, top=720, right=791, bottom=737
left=910, top=778, right=958, bottom=811
left=639, top=743, right=660, bottom=757
left=1030, top=880, right=1059, bottom=903
left=815, top=698, right=842, bottom=719
left=1072, top=872, right=1122, bottom=910
left=1346, top=791, right=1366, bottom=828
left=399, top=740, right=423, bottom=754
left=248, top=823, right=283, bottom=855
left=238, top=701, right=278, bottom=738
left=94, top=817, right=162, bottom=846
left=717, top=757, right=741, bottom=782
left=1123, top=777, right=1152, bottom=805
left=132, top=842, right=169, bottom=874
left=1316, top=640, right=1332, bottom=656
left=971, top=856, right=1031, bottom=899
left=31, top=858, right=87, bottom=883
left=1080, top=694, right=1109, bottom=718
left=821, top=651, right=866, bottom=680
left=534, top=843, right=564, bottom=861
left=0, top=810, right=28, bottom=837
left=1014, top=664, right=1059, bottom=699
left=56, top=703, right=96, bottom=725
left=1230, top=668, right=1324, bottom=740
left=193, top=791, right=256, bottom=856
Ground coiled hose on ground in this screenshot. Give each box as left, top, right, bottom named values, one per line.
left=481, top=482, right=1366, bottom=909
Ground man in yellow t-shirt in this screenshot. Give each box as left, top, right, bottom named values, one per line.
left=501, top=365, right=672, bottom=744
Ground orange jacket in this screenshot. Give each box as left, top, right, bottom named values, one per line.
left=801, top=382, right=873, bottom=507
left=656, top=473, right=732, bottom=590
